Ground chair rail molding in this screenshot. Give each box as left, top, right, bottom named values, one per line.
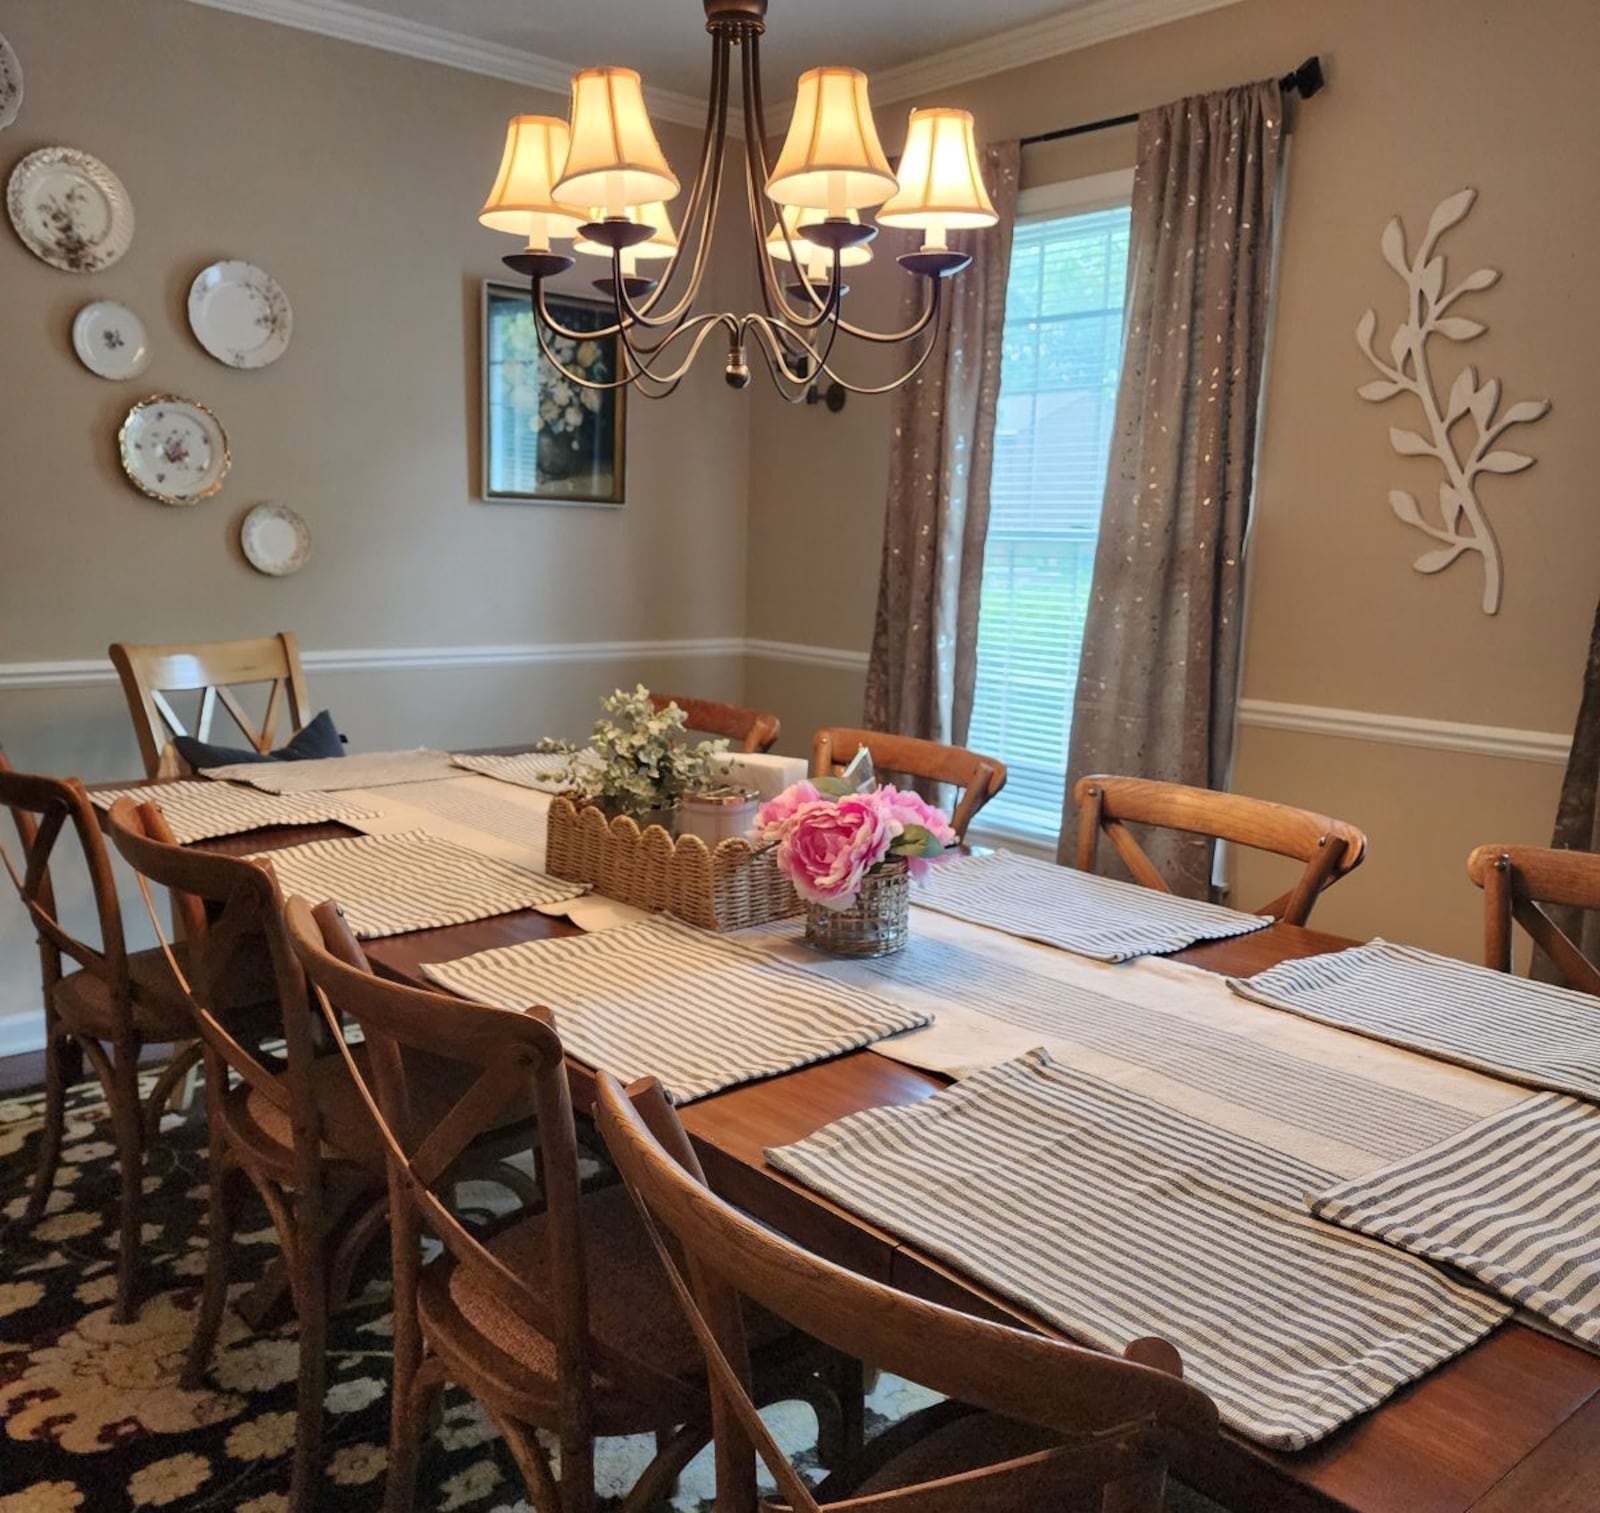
left=1237, top=699, right=1570, bottom=765
left=0, top=643, right=1568, bottom=765
left=0, top=638, right=748, bottom=691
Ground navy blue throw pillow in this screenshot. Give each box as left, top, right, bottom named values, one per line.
left=175, top=709, right=346, bottom=770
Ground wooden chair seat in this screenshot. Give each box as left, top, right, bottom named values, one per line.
left=420, top=1183, right=792, bottom=1434
left=50, top=946, right=207, bottom=1044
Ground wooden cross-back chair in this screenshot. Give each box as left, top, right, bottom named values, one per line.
left=811, top=728, right=1007, bottom=841
left=1073, top=775, right=1368, bottom=927
left=110, top=632, right=312, bottom=778
left=649, top=694, right=781, bottom=754
left=595, top=1073, right=1220, bottom=1513
left=104, top=798, right=390, bottom=1513
left=1467, top=844, right=1600, bottom=994
left=0, top=754, right=209, bottom=1321
left=285, top=898, right=856, bottom=1513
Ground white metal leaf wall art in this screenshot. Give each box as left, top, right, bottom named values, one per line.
left=1355, top=188, right=1550, bottom=615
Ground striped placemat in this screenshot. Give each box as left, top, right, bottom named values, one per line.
left=250, top=829, right=583, bottom=939
left=421, top=915, right=929, bottom=1104
left=90, top=781, right=375, bottom=844
left=205, top=750, right=460, bottom=793
left=914, top=850, right=1271, bottom=962
left=451, top=749, right=601, bottom=792
left=1311, top=1092, right=1600, bottom=1346
left=1230, top=941, right=1600, bottom=1102
left=767, top=1049, right=1508, bottom=1450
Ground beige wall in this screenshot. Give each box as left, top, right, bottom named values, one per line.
left=0, top=0, right=750, bottom=1049
left=1, top=0, right=1595, bottom=1048
left=744, top=0, right=1599, bottom=960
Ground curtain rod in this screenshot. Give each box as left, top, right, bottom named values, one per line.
left=1020, top=55, right=1324, bottom=148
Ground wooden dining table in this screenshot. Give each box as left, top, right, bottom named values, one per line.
left=186, top=811, right=1600, bottom=1513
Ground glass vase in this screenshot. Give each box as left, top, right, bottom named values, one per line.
left=804, top=859, right=911, bottom=958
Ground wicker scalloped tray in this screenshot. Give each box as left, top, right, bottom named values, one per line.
left=544, top=797, right=802, bottom=931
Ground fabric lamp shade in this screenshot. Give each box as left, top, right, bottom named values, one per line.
left=766, top=205, right=874, bottom=273
left=573, top=203, right=678, bottom=269
left=766, top=68, right=898, bottom=214
left=478, top=116, right=584, bottom=247
left=877, top=109, right=998, bottom=244
left=554, top=68, right=680, bottom=213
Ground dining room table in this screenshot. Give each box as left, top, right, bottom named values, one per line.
left=131, top=777, right=1600, bottom=1513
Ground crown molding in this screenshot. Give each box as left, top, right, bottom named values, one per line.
left=872, top=0, right=1244, bottom=105
left=184, top=0, right=715, bottom=129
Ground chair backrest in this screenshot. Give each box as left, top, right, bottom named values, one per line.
left=811, top=728, right=1007, bottom=841
left=1467, top=844, right=1600, bottom=994
left=1073, top=775, right=1367, bottom=926
left=648, top=694, right=780, bottom=755
left=283, top=899, right=702, bottom=1429
left=0, top=751, right=130, bottom=1031
left=103, top=797, right=321, bottom=1159
left=110, top=633, right=312, bottom=778
left=595, top=1072, right=1218, bottom=1513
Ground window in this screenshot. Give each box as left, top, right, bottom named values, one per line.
left=967, top=180, right=1133, bottom=845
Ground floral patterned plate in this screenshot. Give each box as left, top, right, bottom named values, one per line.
left=6, top=146, right=133, bottom=272
left=119, top=395, right=231, bottom=506
left=71, top=299, right=149, bottom=380
left=240, top=502, right=311, bottom=576
left=187, top=259, right=292, bottom=369
left=0, top=32, right=22, bottom=130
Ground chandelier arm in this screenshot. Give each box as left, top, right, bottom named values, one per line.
left=530, top=307, right=643, bottom=392
left=738, top=37, right=835, bottom=328
left=630, top=29, right=731, bottom=323
left=532, top=282, right=629, bottom=343
left=744, top=321, right=817, bottom=405
left=616, top=308, right=740, bottom=387
left=815, top=284, right=949, bottom=394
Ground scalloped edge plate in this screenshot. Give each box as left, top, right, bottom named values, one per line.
left=240, top=502, right=311, bottom=576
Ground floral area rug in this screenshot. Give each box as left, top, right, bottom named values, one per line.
left=0, top=1069, right=1230, bottom=1513
left=0, top=1069, right=936, bottom=1513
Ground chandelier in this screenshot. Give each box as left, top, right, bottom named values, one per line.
left=477, top=0, right=997, bottom=400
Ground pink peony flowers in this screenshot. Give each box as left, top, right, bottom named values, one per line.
left=758, top=780, right=958, bottom=909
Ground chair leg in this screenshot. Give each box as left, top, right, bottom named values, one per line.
left=288, top=1201, right=329, bottom=1513
left=182, top=1154, right=242, bottom=1389
left=109, top=1049, right=147, bottom=1324
left=559, top=1432, right=596, bottom=1513
left=23, top=1020, right=69, bottom=1225
left=620, top=1420, right=709, bottom=1513
left=489, top=1411, right=563, bottom=1513
left=143, top=1041, right=204, bottom=1142
left=383, top=1356, right=446, bottom=1513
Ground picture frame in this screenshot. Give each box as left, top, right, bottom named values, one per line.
left=481, top=281, right=626, bottom=506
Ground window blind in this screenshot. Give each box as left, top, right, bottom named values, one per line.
left=967, top=204, right=1132, bottom=843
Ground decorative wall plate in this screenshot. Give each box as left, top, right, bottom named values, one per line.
left=188, top=259, right=292, bottom=368
left=72, top=300, right=149, bottom=380
left=6, top=146, right=133, bottom=272
left=240, top=503, right=311, bottom=576
left=0, top=33, right=22, bottom=130
left=119, top=395, right=230, bottom=506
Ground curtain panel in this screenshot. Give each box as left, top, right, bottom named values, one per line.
left=864, top=141, right=1022, bottom=749
left=1059, top=81, right=1285, bottom=895
left=1540, top=598, right=1600, bottom=974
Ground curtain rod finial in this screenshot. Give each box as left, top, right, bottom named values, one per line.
left=1283, top=56, right=1325, bottom=99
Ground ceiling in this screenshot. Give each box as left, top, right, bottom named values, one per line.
left=336, top=0, right=1110, bottom=95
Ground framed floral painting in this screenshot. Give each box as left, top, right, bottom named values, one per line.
left=482, top=283, right=626, bottom=505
